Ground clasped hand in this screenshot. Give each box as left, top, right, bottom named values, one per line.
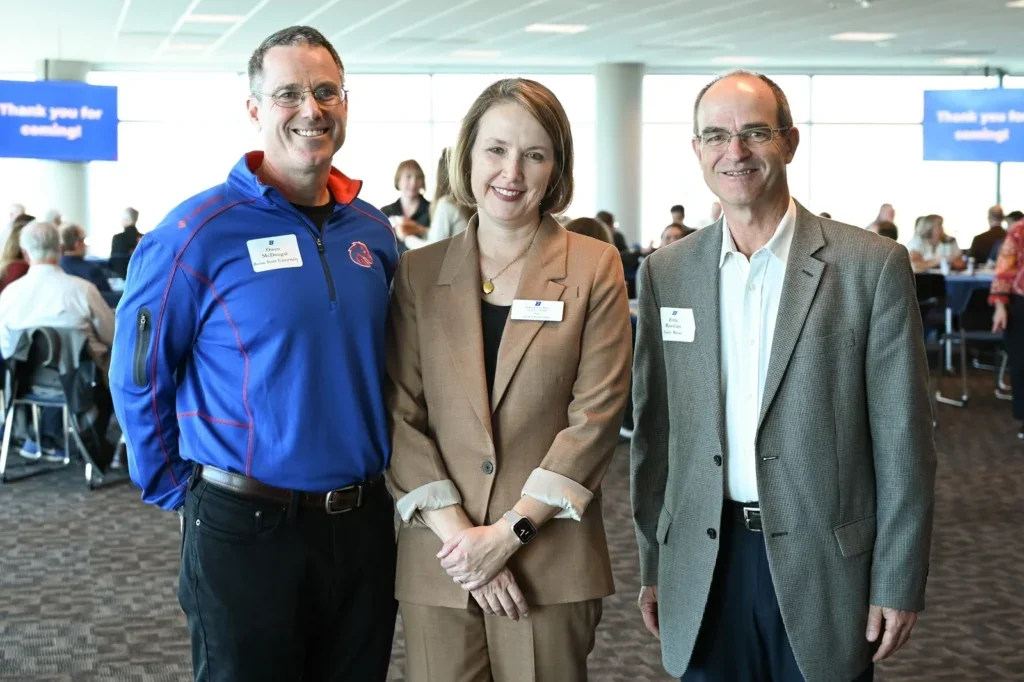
left=437, top=523, right=519, bottom=592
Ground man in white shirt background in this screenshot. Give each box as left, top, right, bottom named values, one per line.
left=0, top=220, right=115, bottom=462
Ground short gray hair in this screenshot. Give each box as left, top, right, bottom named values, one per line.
left=248, top=26, right=344, bottom=95
left=122, top=207, right=138, bottom=225
left=19, top=220, right=61, bottom=262
left=60, top=223, right=85, bottom=251
left=692, top=70, right=793, bottom=137
left=43, top=208, right=62, bottom=225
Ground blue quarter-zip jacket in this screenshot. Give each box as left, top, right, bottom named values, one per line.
left=109, top=152, right=399, bottom=510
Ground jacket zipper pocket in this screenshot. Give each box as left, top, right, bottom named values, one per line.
left=133, top=307, right=153, bottom=387
left=298, top=221, right=337, bottom=302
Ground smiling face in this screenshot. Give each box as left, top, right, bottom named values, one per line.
left=470, top=101, right=556, bottom=231
left=692, top=75, right=798, bottom=213
left=247, top=44, right=347, bottom=177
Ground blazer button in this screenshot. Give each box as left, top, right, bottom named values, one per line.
left=707, top=528, right=717, bottom=540
left=481, top=460, right=494, bottom=475
left=713, top=455, right=722, bottom=467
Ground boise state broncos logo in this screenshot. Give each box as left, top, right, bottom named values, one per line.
left=349, top=241, right=374, bottom=268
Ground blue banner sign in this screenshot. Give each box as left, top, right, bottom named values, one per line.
left=923, top=89, right=1024, bottom=163
left=0, top=80, right=118, bottom=162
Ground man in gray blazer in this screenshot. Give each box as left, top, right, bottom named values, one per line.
left=630, top=71, right=936, bottom=682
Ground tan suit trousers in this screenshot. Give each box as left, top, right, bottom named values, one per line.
left=400, top=598, right=603, bottom=682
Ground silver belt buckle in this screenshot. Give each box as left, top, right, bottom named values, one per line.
left=324, top=483, right=362, bottom=514
left=742, top=506, right=762, bottom=532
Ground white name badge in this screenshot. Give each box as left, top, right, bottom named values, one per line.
left=247, top=235, right=303, bottom=273
left=661, top=307, right=695, bottom=342
left=511, top=299, right=565, bottom=322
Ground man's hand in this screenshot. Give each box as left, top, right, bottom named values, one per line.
left=438, top=523, right=519, bottom=591
left=866, top=605, right=918, bottom=662
left=470, top=568, right=530, bottom=621
left=638, top=585, right=660, bottom=640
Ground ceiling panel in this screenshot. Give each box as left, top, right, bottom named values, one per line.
left=0, top=0, right=1022, bottom=73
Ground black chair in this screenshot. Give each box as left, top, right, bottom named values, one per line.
left=0, top=328, right=119, bottom=487
left=934, top=288, right=1003, bottom=408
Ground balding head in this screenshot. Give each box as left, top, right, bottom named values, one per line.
left=19, top=220, right=61, bottom=265
left=878, top=203, right=895, bottom=222
left=692, top=71, right=793, bottom=138
left=988, top=205, right=1004, bottom=228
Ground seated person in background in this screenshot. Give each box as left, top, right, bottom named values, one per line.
left=381, top=159, right=430, bottom=253
left=566, top=216, right=613, bottom=244
left=43, top=208, right=63, bottom=228
left=59, top=223, right=111, bottom=292
left=0, top=214, right=36, bottom=293
left=0, top=220, right=114, bottom=372
left=969, top=205, right=1007, bottom=264
left=819, top=211, right=831, bottom=219
left=110, top=207, right=141, bottom=278
left=869, top=220, right=899, bottom=240
left=907, top=213, right=965, bottom=272
left=0, top=221, right=116, bottom=463
left=3, top=202, right=25, bottom=244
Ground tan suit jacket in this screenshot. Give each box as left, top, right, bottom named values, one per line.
left=386, top=215, right=632, bottom=609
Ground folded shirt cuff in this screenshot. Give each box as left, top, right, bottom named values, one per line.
left=395, top=479, right=462, bottom=523
left=521, top=468, right=594, bottom=521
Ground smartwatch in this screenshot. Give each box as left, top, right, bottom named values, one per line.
left=503, top=511, right=538, bottom=545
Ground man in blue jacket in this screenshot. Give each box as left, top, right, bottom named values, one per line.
left=109, top=26, right=399, bottom=682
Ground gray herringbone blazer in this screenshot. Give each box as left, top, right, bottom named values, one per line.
left=630, top=202, right=936, bottom=682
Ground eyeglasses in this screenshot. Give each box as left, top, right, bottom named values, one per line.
left=258, top=84, right=348, bottom=109
left=697, top=126, right=790, bottom=149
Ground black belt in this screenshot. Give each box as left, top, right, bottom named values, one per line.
left=726, top=501, right=762, bottom=532
left=197, top=465, right=382, bottom=514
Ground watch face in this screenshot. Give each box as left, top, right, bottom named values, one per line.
left=513, top=518, right=537, bottom=544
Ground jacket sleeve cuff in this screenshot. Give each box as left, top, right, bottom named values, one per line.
left=521, top=468, right=594, bottom=521
left=395, top=479, right=462, bottom=522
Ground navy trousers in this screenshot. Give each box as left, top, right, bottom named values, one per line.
left=681, top=508, right=874, bottom=682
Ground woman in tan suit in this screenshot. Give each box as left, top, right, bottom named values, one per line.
left=385, top=78, right=632, bottom=682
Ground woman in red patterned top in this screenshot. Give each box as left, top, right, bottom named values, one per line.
left=989, top=215, right=1024, bottom=436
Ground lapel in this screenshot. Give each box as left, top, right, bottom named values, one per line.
left=687, top=223, right=725, bottom=448
left=491, top=215, right=567, bottom=411
left=758, top=202, right=826, bottom=430
left=437, top=216, right=493, bottom=438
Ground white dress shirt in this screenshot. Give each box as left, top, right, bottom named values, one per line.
left=0, top=264, right=114, bottom=364
left=720, top=198, right=796, bottom=503
left=906, top=235, right=962, bottom=262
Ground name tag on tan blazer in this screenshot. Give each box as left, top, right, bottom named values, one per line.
left=511, top=299, right=564, bottom=322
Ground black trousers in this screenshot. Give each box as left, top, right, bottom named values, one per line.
left=1006, top=295, right=1024, bottom=420
left=178, top=476, right=398, bottom=682
left=682, top=509, right=874, bottom=682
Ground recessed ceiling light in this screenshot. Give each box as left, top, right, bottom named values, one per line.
left=451, top=49, right=501, bottom=59
left=183, top=14, right=245, bottom=24
left=711, top=56, right=764, bottom=65
left=1006, top=0, right=1024, bottom=7
left=830, top=32, right=896, bottom=42
left=525, top=23, right=588, bottom=35
left=941, top=57, right=985, bottom=66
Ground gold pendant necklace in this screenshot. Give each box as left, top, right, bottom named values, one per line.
left=481, top=229, right=538, bottom=295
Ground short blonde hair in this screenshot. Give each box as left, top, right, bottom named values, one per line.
left=449, top=78, right=574, bottom=216
left=393, top=159, right=425, bottom=192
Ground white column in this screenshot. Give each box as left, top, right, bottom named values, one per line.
left=595, top=63, right=644, bottom=245
left=33, top=59, right=91, bottom=230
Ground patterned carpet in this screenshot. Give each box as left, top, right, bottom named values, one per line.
left=1, top=372, right=1022, bottom=681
